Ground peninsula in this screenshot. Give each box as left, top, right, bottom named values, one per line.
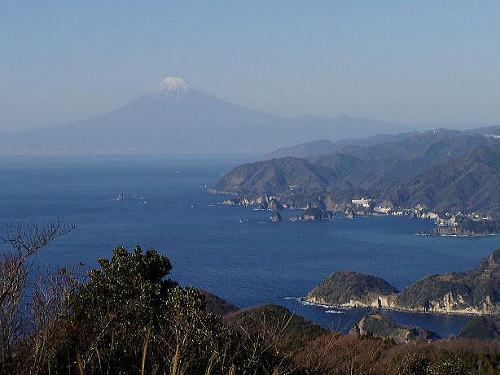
left=305, top=249, right=500, bottom=315
left=214, top=127, right=500, bottom=236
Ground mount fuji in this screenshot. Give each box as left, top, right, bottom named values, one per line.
left=0, top=77, right=407, bottom=155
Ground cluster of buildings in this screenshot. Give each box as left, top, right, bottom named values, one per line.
left=221, top=193, right=495, bottom=233
left=350, top=197, right=494, bottom=231
left=350, top=198, right=445, bottom=221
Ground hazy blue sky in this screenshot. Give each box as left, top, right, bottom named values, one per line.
left=1, top=1, right=500, bottom=130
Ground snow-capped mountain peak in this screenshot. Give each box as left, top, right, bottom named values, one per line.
left=156, top=76, right=190, bottom=99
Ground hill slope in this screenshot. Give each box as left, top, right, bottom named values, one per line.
left=306, top=249, right=500, bottom=315
left=396, top=249, right=500, bottom=314
left=215, top=130, right=500, bottom=214
left=224, top=304, right=327, bottom=352
left=350, top=312, right=439, bottom=343
left=389, top=144, right=500, bottom=215
left=305, top=271, right=399, bottom=308
left=265, top=140, right=337, bottom=159
left=213, top=157, right=339, bottom=194
left=458, top=316, right=500, bottom=339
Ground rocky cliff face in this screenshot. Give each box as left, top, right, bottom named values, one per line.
left=300, top=206, right=330, bottom=221
left=426, top=218, right=498, bottom=236
left=307, top=250, right=500, bottom=315
left=270, top=210, right=282, bottom=222
left=396, top=249, right=500, bottom=315
left=350, top=312, right=439, bottom=343
left=214, top=131, right=500, bottom=216
left=305, top=271, right=399, bottom=308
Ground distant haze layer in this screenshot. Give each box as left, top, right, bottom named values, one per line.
left=0, top=77, right=410, bottom=155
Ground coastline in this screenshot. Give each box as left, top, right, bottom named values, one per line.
left=298, top=297, right=498, bottom=317
left=211, top=189, right=499, bottom=237
left=419, top=232, right=498, bottom=238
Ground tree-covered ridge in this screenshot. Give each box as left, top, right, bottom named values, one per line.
left=306, top=249, right=500, bottom=315
left=396, top=249, right=500, bottom=314
left=215, top=128, right=500, bottom=216
left=305, top=271, right=399, bottom=307
left=213, top=157, right=337, bottom=195
left=459, top=316, right=500, bottom=340
left=388, top=143, right=500, bottom=214
left=223, top=304, right=328, bottom=352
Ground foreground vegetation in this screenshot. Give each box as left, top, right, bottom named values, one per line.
left=0, top=223, right=498, bottom=374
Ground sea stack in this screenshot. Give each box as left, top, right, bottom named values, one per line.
left=270, top=210, right=282, bottom=222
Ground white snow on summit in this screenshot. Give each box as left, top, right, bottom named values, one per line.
left=156, top=77, right=190, bottom=99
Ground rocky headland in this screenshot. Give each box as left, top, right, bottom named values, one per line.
left=305, top=271, right=399, bottom=308
left=305, top=249, right=500, bottom=315
left=350, top=312, right=440, bottom=343
left=424, top=217, right=499, bottom=236
left=213, top=130, right=500, bottom=236
left=270, top=209, right=282, bottom=222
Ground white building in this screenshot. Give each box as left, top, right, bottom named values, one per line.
left=352, top=198, right=371, bottom=208
left=374, top=205, right=392, bottom=214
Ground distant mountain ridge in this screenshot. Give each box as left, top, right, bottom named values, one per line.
left=265, top=131, right=420, bottom=159
left=214, top=127, right=500, bottom=216
left=265, top=126, right=500, bottom=160
left=214, top=157, right=339, bottom=194
left=265, top=140, right=337, bottom=160
left=388, top=143, right=500, bottom=214
left=0, top=77, right=410, bottom=155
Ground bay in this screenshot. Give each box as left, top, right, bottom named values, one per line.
left=1, top=156, right=498, bottom=337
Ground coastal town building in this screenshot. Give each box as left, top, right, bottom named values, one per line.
left=352, top=198, right=371, bottom=208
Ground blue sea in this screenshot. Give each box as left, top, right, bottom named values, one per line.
left=1, top=156, right=499, bottom=337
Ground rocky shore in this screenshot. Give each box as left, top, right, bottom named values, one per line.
left=216, top=191, right=498, bottom=235
left=423, top=217, right=499, bottom=236
left=305, top=271, right=399, bottom=309
left=304, top=249, right=500, bottom=316
left=350, top=312, right=440, bottom=343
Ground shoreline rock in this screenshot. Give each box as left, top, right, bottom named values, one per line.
left=305, top=250, right=500, bottom=316
left=213, top=190, right=498, bottom=236
left=423, top=218, right=498, bottom=237
left=305, top=271, right=399, bottom=308
left=270, top=210, right=281, bottom=222
left=350, top=312, right=440, bottom=343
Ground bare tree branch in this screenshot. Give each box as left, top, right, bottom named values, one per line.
left=0, top=220, right=75, bottom=305
left=0, top=220, right=74, bottom=372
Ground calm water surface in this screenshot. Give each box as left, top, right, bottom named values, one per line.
left=1, top=156, right=499, bottom=337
